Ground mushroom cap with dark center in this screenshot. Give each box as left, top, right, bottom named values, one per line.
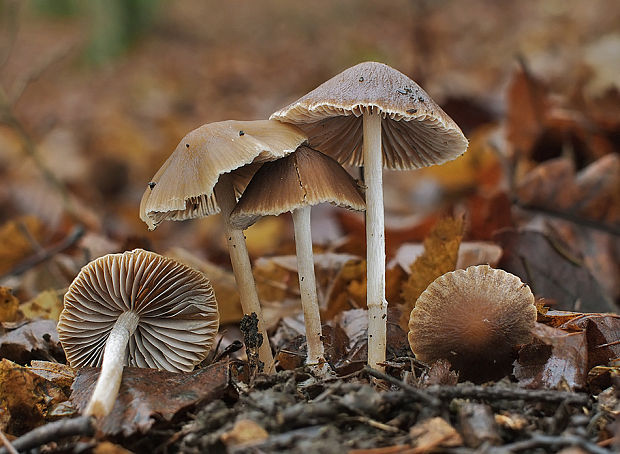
left=140, top=120, right=307, bottom=230
left=230, top=146, right=365, bottom=230
left=408, top=265, right=536, bottom=381
left=58, top=249, right=219, bottom=372
left=271, top=61, right=468, bottom=170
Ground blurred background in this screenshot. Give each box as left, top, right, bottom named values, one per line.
left=0, top=0, right=618, bottom=314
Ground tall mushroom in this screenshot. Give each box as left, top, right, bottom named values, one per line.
left=140, top=120, right=307, bottom=372
left=230, top=146, right=365, bottom=374
left=57, top=249, right=219, bottom=417
left=271, top=61, right=468, bottom=370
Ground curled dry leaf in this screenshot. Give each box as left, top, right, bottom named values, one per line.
left=0, top=319, right=64, bottom=365
left=71, top=361, right=229, bottom=436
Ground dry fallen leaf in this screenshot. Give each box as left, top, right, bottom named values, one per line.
left=0, top=358, right=70, bottom=435
left=409, top=417, right=463, bottom=453
left=514, top=323, right=588, bottom=390
left=71, top=360, right=229, bottom=436
left=0, top=287, right=19, bottom=322
left=0, top=216, right=46, bottom=276
left=0, top=319, right=64, bottom=365
left=220, top=419, right=269, bottom=447
left=19, top=289, right=64, bottom=321
left=400, top=217, right=464, bottom=330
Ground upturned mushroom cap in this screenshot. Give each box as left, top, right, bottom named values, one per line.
left=140, top=120, right=307, bottom=230
left=58, top=249, right=219, bottom=372
left=230, top=146, right=365, bottom=230
left=408, top=265, right=536, bottom=380
left=271, top=61, right=468, bottom=170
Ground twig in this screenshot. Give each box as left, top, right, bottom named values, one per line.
left=488, top=433, right=612, bottom=454
left=425, top=383, right=590, bottom=405
left=0, top=224, right=84, bottom=278
left=363, top=366, right=441, bottom=407
left=0, top=430, right=17, bottom=454
left=347, top=416, right=401, bottom=433
left=0, top=417, right=94, bottom=454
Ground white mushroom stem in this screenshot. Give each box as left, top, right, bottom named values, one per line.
left=363, top=109, right=387, bottom=371
left=291, top=206, right=330, bottom=375
left=215, top=173, right=275, bottom=373
left=85, top=311, right=139, bottom=418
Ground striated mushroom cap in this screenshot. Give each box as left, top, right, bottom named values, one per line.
left=58, top=249, right=219, bottom=372
left=140, top=120, right=307, bottom=230
left=230, top=146, right=365, bottom=230
left=271, top=61, right=468, bottom=170
left=408, top=265, right=536, bottom=381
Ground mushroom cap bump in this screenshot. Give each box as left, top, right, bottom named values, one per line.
left=230, top=146, right=365, bottom=230
left=140, top=119, right=307, bottom=230
left=58, top=248, right=220, bottom=372
left=408, top=265, right=537, bottom=374
left=271, top=61, right=468, bottom=170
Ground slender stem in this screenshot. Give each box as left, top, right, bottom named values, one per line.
left=85, top=311, right=139, bottom=417
left=292, top=206, right=329, bottom=373
left=216, top=174, right=275, bottom=373
left=363, top=110, right=387, bottom=371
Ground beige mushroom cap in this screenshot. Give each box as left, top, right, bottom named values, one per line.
left=140, top=120, right=307, bottom=230
left=58, top=249, right=219, bottom=372
left=408, top=265, right=536, bottom=380
left=230, top=146, right=365, bottom=230
left=271, top=61, right=468, bottom=170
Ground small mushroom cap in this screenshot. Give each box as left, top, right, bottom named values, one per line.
left=140, top=120, right=307, bottom=230
left=271, top=61, right=468, bottom=170
left=230, top=146, right=365, bottom=230
left=58, top=249, right=219, bottom=372
left=408, top=265, right=536, bottom=380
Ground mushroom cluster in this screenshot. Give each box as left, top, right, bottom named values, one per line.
left=135, top=61, right=468, bottom=375
left=58, top=249, right=219, bottom=417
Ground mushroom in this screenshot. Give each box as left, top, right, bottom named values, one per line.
left=230, top=146, right=365, bottom=374
left=408, top=265, right=537, bottom=382
left=140, top=120, right=307, bottom=372
left=57, top=249, right=219, bottom=417
left=271, top=61, right=468, bottom=370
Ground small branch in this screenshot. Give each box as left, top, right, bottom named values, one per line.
left=0, top=430, right=17, bottom=454
left=488, top=433, right=612, bottom=454
left=363, top=366, right=441, bottom=407
left=0, top=225, right=84, bottom=278
left=0, top=417, right=94, bottom=454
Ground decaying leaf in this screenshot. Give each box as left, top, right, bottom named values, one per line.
left=0, top=358, right=71, bottom=435
left=514, top=323, right=588, bottom=390
left=495, top=229, right=614, bottom=312
left=400, top=217, right=464, bottom=330
left=409, top=417, right=463, bottom=453
left=0, top=287, right=19, bottom=322
left=220, top=419, right=269, bottom=448
left=0, top=319, right=64, bottom=365
left=71, top=360, right=229, bottom=436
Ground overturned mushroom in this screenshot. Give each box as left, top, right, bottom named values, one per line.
left=408, top=265, right=536, bottom=382
left=140, top=120, right=307, bottom=371
left=272, top=61, right=468, bottom=370
left=231, top=146, right=365, bottom=374
left=57, top=249, right=219, bottom=417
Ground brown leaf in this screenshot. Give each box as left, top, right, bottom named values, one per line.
left=0, top=216, right=46, bottom=276
left=559, top=313, right=620, bottom=369
left=400, top=217, right=464, bottom=330
left=19, top=289, right=64, bottom=321
left=71, top=360, right=229, bottom=436
left=0, top=358, right=70, bottom=436
left=0, top=287, right=19, bottom=323
left=221, top=419, right=269, bottom=448
left=495, top=229, right=614, bottom=312
left=0, top=319, right=64, bottom=365
left=514, top=323, right=588, bottom=390
left=409, top=417, right=463, bottom=453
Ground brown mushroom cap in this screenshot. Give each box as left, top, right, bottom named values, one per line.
left=140, top=120, right=307, bottom=230
left=58, top=249, right=219, bottom=372
left=271, top=61, right=468, bottom=170
left=230, top=146, right=365, bottom=230
left=408, top=265, right=536, bottom=381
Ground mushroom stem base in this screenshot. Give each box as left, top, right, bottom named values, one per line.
left=85, top=311, right=139, bottom=418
